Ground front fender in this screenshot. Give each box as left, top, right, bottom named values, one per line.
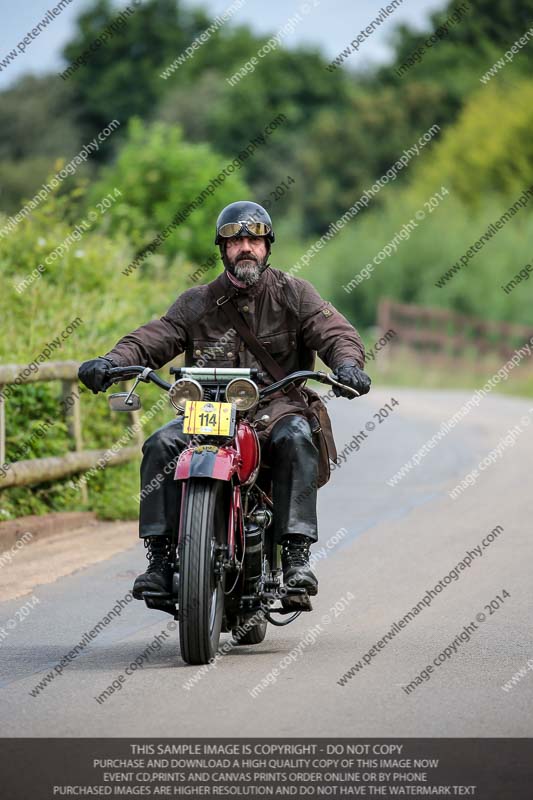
left=175, top=445, right=239, bottom=481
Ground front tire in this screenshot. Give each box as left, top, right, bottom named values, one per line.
left=178, top=479, right=227, bottom=665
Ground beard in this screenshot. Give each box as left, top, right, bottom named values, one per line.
left=222, top=248, right=268, bottom=286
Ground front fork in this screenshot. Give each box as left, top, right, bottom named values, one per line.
left=174, top=477, right=242, bottom=573
left=227, top=483, right=244, bottom=565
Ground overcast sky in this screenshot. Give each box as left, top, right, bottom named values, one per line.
left=0, top=0, right=448, bottom=89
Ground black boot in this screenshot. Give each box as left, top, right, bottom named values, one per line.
left=281, top=535, right=318, bottom=596
left=132, top=536, right=173, bottom=599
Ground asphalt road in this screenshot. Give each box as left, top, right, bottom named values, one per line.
left=1, top=387, right=532, bottom=737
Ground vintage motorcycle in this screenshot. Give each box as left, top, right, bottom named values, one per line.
left=107, top=364, right=357, bottom=665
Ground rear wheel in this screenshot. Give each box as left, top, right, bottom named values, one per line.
left=178, top=479, right=227, bottom=665
left=232, top=613, right=268, bottom=646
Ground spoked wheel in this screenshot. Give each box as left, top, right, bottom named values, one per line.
left=178, top=479, right=227, bottom=665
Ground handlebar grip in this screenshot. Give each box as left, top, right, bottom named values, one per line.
left=109, top=366, right=144, bottom=376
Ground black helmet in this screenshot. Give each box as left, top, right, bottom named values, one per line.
left=214, top=201, right=275, bottom=245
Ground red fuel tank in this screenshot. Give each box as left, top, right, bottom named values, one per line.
left=236, top=421, right=260, bottom=486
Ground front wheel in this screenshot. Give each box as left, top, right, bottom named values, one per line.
left=178, top=478, right=227, bottom=665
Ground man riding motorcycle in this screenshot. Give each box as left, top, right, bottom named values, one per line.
left=78, top=201, right=370, bottom=601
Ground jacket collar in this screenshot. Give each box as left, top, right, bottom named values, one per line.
left=211, top=266, right=271, bottom=300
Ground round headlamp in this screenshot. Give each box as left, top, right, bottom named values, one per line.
left=169, top=378, right=203, bottom=411
left=225, top=378, right=259, bottom=411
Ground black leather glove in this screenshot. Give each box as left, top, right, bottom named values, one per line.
left=78, top=357, right=116, bottom=394
left=332, top=363, right=371, bottom=398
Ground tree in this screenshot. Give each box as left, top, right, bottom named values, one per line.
left=0, top=76, right=82, bottom=213
left=61, top=0, right=212, bottom=140
left=407, top=79, right=533, bottom=207
left=88, top=118, right=249, bottom=267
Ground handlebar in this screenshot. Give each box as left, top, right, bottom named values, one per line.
left=109, top=366, right=172, bottom=390
left=107, top=366, right=359, bottom=398
left=259, top=369, right=359, bottom=399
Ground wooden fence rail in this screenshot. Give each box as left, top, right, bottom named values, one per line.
left=378, top=299, right=533, bottom=365
left=0, top=361, right=142, bottom=493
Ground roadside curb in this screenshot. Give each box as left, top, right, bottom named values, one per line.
left=0, top=512, right=98, bottom=551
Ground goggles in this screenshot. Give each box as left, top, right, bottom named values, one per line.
left=218, top=220, right=272, bottom=239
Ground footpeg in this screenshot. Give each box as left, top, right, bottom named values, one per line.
left=142, top=591, right=176, bottom=616
left=281, top=593, right=312, bottom=612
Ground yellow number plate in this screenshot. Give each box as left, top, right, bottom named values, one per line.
left=183, top=401, right=234, bottom=436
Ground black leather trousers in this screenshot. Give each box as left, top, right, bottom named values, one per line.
left=138, top=414, right=319, bottom=544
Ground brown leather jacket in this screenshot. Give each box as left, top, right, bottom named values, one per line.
left=105, top=267, right=365, bottom=479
